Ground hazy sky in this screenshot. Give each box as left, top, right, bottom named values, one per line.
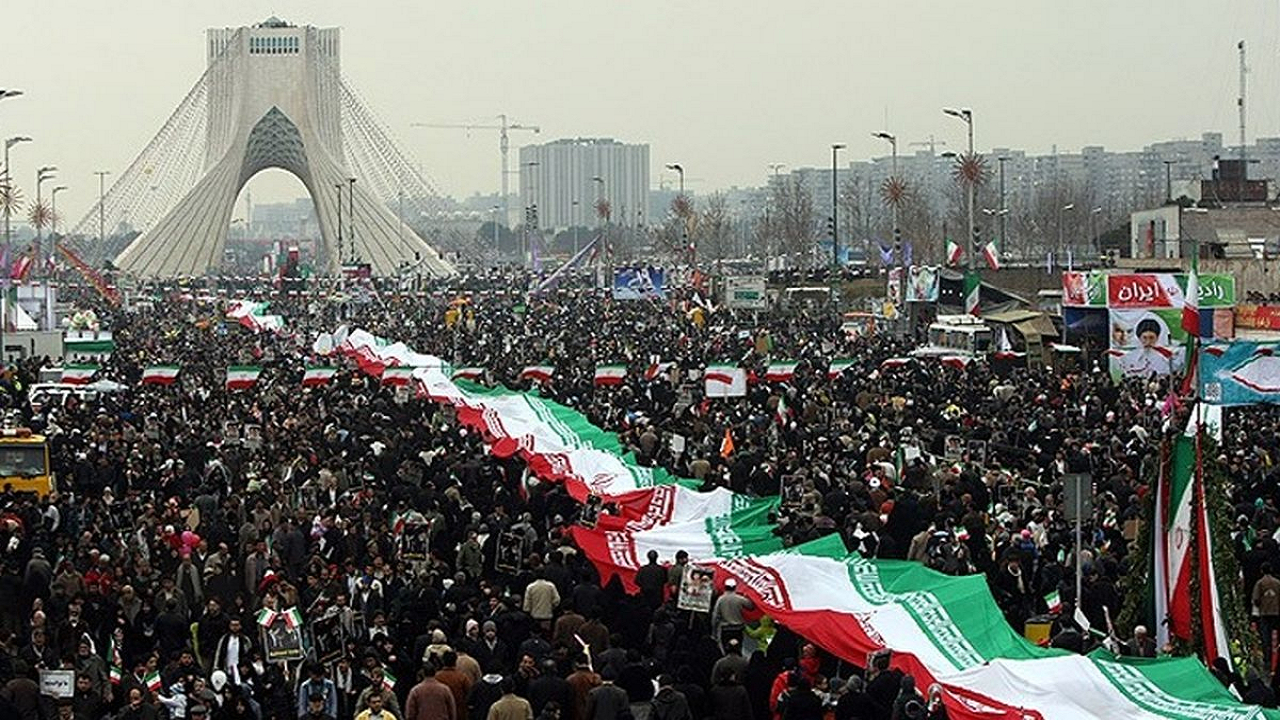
left=4, top=0, right=1280, bottom=223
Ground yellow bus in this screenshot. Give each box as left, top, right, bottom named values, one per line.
left=0, top=427, right=54, bottom=496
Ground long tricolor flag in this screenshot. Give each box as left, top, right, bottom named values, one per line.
left=519, top=365, right=555, bottom=383
left=593, top=485, right=774, bottom=533
left=61, top=364, right=99, bottom=384
left=594, top=364, right=627, bottom=386
left=570, top=501, right=781, bottom=593
left=301, top=366, right=337, bottom=387
left=827, top=358, right=855, bottom=379
left=763, top=361, right=798, bottom=383
left=708, top=536, right=1260, bottom=720
left=381, top=367, right=416, bottom=386
left=1181, top=266, right=1200, bottom=337
left=945, top=238, right=963, bottom=266
left=962, top=271, right=981, bottom=316
left=65, top=332, right=116, bottom=357
left=226, top=366, right=262, bottom=390
left=141, top=365, right=180, bottom=385
left=328, top=327, right=1271, bottom=719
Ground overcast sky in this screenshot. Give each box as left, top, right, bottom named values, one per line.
left=4, top=0, right=1280, bottom=223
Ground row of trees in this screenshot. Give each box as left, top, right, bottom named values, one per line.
left=471, top=162, right=1141, bottom=268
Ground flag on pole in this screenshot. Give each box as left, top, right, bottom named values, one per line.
left=60, top=364, right=99, bottom=384
left=720, top=427, right=735, bottom=458
left=1045, top=590, right=1062, bottom=613
left=963, top=271, right=981, bottom=316
left=140, top=365, right=180, bottom=385
left=877, top=242, right=894, bottom=265
left=1182, top=267, right=1200, bottom=337
left=108, top=636, right=124, bottom=685
left=226, top=366, right=262, bottom=390
left=945, top=239, right=963, bottom=266
left=763, top=362, right=798, bottom=383
left=381, top=669, right=397, bottom=691
left=255, top=608, right=277, bottom=627
left=982, top=240, right=1001, bottom=270
left=594, top=364, right=627, bottom=386
left=282, top=606, right=303, bottom=629
left=301, top=366, right=337, bottom=387
left=704, top=364, right=746, bottom=397
left=144, top=670, right=162, bottom=693
left=643, top=361, right=671, bottom=381
left=827, top=358, right=854, bottom=379
left=775, top=395, right=789, bottom=425
left=519, top=365, right=555, bottom=383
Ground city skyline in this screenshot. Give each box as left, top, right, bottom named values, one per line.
left=5, top=1, right=1280, bottom=224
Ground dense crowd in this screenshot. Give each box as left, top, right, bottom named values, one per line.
left=0, top=269, right=1276, bottom=719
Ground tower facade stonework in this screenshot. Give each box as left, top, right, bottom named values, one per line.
left=114, top=19, right=453, bottom=277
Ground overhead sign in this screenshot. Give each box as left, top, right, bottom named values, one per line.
left=1063, top=271, right=1235, bottom=308
left=723, top=276, right=767, bottom=309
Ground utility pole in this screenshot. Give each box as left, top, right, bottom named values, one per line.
left=998, top=157, right=1008, bottom=255
left=347, top=177, right=356, bottom=261
left=1239, top=40, right=1248, bottom=166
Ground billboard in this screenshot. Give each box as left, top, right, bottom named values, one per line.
left=1063, top=271, right=1235, bottom=308
left=886, top=267, right=904, bottom=304
left=723, top=276, right=767, bottom=310
left=1235, top=304, right=1280, bottom=331
left=905, top=266, right=940, bottom=302
left=612, top=267, right=666, bottom=300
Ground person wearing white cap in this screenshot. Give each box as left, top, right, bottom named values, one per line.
left=711, top=578, right=753, bottom=651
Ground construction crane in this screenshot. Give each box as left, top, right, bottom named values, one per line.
left=412, top=115, right=539, bottom=228
left=909, top=136, right=947, bottom=154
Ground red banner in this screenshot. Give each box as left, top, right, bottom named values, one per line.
left=1106, top=274, right=1181, bottom=308
left=1234, top=303, right=1280, bottom=330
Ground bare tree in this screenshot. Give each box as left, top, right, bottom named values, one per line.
left=770, top=177, right=816, bottom=266
left=693, top=193, right=734, bottom=263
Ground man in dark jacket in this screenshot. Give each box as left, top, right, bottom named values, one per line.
left=650, top=674, right=692, bottom=720
left=708, top=666, right=753, bottom=720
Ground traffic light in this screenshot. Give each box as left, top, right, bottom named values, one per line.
left=826, top=216, right=835, bottom=237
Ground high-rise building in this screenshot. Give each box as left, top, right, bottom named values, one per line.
left=518, top=139, right=650, bottom=231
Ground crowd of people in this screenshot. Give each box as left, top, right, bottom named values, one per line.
left=0, top=268, right=1275, bottom=719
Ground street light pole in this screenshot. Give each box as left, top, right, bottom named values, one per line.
left=35, top=166, right=56, bottom=270
left=943, top=108, right=975, bottom=271
left=831, top=144, right=845, bottom=269
left=1163, top=159, right=1176, bottom=204
left=1059, top=203, right=1075, bottom=270
left=523, top=161, right=539, bottom=266
left=997, top=156, right=1008, bottom=255
left=872, top=132, right=898, bottom=252
left=347, top=178, right=356, bottom=261
left=3, top=137, right=31, bottom=260
left=50, top=185, right=67, bottom=252
left=334, top=183, right=344, bottom=268
left=572, top=199, right=580, bottom=255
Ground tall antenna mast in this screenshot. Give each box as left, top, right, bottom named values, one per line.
left=1239, top=40, right=1248, bottom=164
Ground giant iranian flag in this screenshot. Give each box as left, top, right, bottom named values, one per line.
left=710, top=536, right=1271, bottom=720
left=594, top=485, right=776, bottom=533
left=571, top=500, right=782, bottom=592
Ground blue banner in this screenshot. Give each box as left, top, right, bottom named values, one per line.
left=612, top=267, right=666, bottom=300
left=1201, top=341, right=1280, bottom=405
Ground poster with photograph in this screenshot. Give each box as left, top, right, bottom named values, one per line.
left=943, top=435, right=964, bottom=461
left=496, top=531, right=525, bottom=572
left=309, top=614, right=345, bottom=664
left=579, top=495, right=604, bottom=529
left=1107, top=308, right=1188, bottom=382
left=676, top=565, right=716, bottom=613
left=244, top=424, right=263, bottom=451
left=262, top=619, right=305, bottom=663
left=397, top=525, right=430, bottom=562
left=966, top=440, right=987, bottom=468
